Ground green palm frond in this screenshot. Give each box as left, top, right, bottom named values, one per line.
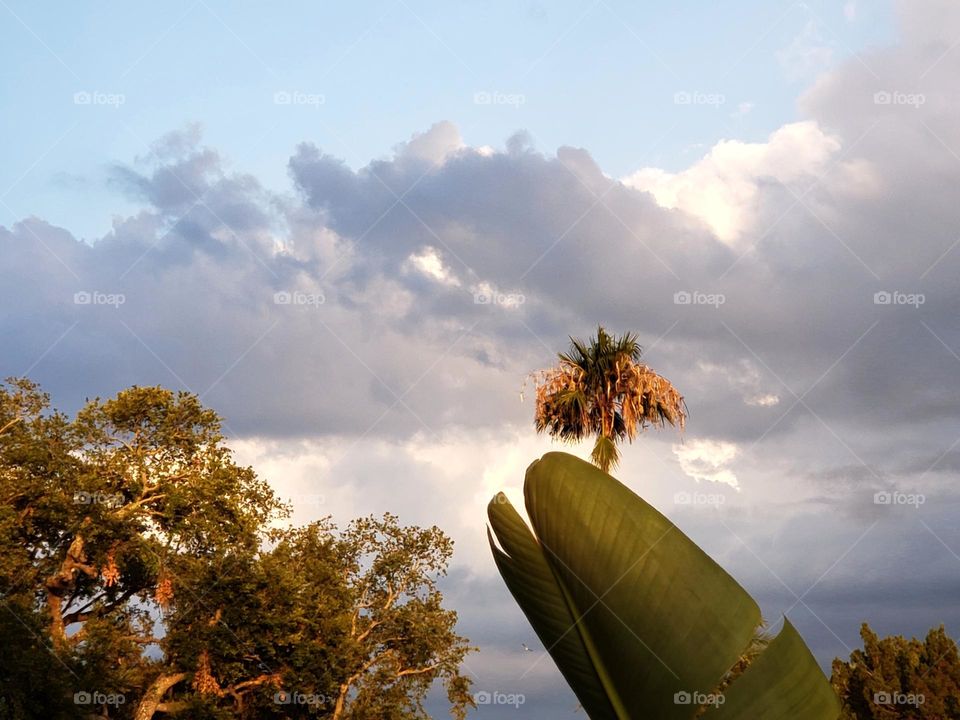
left=590, top=434, right=620, bottom=473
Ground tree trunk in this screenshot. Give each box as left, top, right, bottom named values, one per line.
left=46, top=589, right=66, bottom=649
left=134, top=672, right=188, bottom=720
left=331, top=683, right=349, bottom=720
left=44, top=534, right=97, bottom=647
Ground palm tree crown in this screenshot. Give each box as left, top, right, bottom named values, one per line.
left=532, top=326, right=686, bottom=473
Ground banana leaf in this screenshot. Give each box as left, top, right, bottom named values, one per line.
left=487, top=451, right=840, bottom=720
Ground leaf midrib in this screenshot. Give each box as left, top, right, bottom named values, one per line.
left=544, top=534, right=633, bottom=720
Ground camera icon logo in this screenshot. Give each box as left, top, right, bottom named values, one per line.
left=874, top=491, right=892, bottom=505
left=674, top=291, right=692, bottom=305
left=474, top=691, right=492, bottom=705
left=674, top=691, right=692, bottom=704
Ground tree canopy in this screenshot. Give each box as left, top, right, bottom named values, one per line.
left=831, top=623, right=960, bottom=718
left=0, top=378, right=473, bottom=719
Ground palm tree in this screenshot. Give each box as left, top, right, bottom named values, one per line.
left=531, top=326, right=686, bottom=473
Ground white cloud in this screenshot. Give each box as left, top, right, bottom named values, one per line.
left=406, top=246, right=462, bottom=286
left=673, top=439, right=741, bottom=489
left=395, top=120, right=465, bottom=165
left=231, top=429, right=587, bottom=574
left=746, top=393, right=781, bottom=408
left=622, top=121, right=841, bottom=244
left=695, top=359, right=781, bottom=408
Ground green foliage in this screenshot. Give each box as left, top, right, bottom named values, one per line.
left=0, top=378, right=473, bottom=719
left=488, top=451, right=840, bottom=719
left=831, top=623, right=960, bottom=718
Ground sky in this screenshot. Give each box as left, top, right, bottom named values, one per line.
left=4, top=0, right=960, bottom=717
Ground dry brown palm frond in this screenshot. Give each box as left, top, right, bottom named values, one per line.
left=533, top=357, right=685, bottom=439
left=531, top=367, right=589, bottom=442
left=627, top=363, right=687, bottom=432
left=530, top=327, right=686, bottom=473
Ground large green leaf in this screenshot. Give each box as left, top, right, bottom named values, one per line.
left=488, top=452, right=839, bottom=719
left=488, top=497, right=619, bottom=719
left=703, top=619, right=841, bottom=720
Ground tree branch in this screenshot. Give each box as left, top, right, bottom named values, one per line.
left=134, top=672, right=189, bottom=720
left=0, top=416, right=22, bottom=437
left=397, top=662, right=441, bottom=677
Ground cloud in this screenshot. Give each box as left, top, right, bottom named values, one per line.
left=394, top=120, right=465, bottom=165
left=405, top=246, right=462, bottom=286
left=623, top=121, right=841, bottom=244
left=673, top=439, right=741, bottom=488
left=5, top=2, right=960, bottom=701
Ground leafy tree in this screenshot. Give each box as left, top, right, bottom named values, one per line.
left=832, top=623, right=960, bottom=718
left=0, top=379, right=473, bottom=719
left=158, top=516, right=474, bottom=720
left=531, top=326, right=686, bottom=472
